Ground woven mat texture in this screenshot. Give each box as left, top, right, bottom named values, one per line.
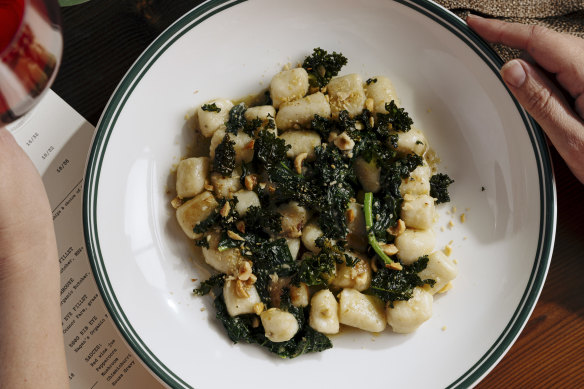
left=435, top=0, right=584, bottom=61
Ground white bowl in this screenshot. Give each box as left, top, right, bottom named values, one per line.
left=83, top=0, right=556, bottom=388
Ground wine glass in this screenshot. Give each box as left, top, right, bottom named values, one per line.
left=0, top=0, right=63, bottom=130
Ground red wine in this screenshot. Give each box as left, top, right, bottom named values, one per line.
left=0, top=0, right=61, bottom=124
left=0, top=0, right=25, bottom=53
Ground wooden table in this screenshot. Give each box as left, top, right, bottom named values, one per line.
left=477, top=147, right=584, bottom=389
left=52, top=1, right=584, bottom=387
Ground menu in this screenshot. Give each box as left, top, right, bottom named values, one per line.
left=11, top=90, right=163, bottom=389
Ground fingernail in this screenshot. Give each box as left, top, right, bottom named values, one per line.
left=502, top=60, right=526, bottom=88
left=466, top=14, right=482, bottom=21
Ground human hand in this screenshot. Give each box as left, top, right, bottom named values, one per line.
left=0, top=128, right=68, bottom=388
left=0, top=129, right=56, bottom=267
left=467, top=14, right=584, bottom=184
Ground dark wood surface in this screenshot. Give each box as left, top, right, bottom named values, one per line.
left=52, top=1, right=584, bottom=387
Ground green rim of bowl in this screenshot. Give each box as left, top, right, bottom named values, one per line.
left=83, top=1, right=556, bottom=388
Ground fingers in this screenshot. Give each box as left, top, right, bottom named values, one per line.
left=501, top=59, right=584, bottom=183
left=467, top=15, right=584, bottom=98
left=576, top=94, right=584, bottom=120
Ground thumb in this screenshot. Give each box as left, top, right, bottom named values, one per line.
left=501, top=59, right=584, bottom=183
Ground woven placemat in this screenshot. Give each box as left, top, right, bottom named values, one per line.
left=434, top=0, right=584, bottom=61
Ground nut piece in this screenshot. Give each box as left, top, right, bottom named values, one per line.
left=379, top=242, right=398, bottom=256
left=253, top=302, right=265, bottom=315
left=294, top=152, right=308, bottom=174
left=346, top=208, right=356, bottom=223
left=388, top=262, right=403, bottom=271
left=387, top=219, right=406, bottom=236
left=334, top=131, right=355, bottom=151
left=170, top=197, right=183, bottom=209
left=235, top=279, right=250, bottom=298
left=220, top=201, right=231, bottom=217
left=244, top=174, right=258, bottom=191
left=238, top=260, right=253, bottom=281
left=227, top=230, right=245, bottom=241
left=365, top=97, right=374, bottom=112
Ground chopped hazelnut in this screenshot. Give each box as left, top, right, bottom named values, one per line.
left=387, top=219, right=406, bottom=236
left=244, top=174, right=258, bottom=191
left=334, top=132, right=355, bottom=151
left=227, top=230, right=245, bottom=241
left=365, top=97, right=374, bottom=112
left=294, top=152, right=308, bottom=174
left=235, top=279, right=250, bottom=298
left=220, top=201, right=231, bottom=217
left=170, top=197, right=183, bottom=209
left=346, top=208, right=356, bottom=223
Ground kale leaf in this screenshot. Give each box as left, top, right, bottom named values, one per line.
left=377, top=101, right=413, bottom=132
left=430, top=173, right=454, bottom=204
left=302, top=47, right=348, bottom=88
left=268, top=162, right=318, bottom=206
left=214, top=295, right=255, bottom=344
left=310, top=145, right=354, bottom=239
left=250, top=238, right=297, bottom=305
left=367, top=256, right=434, bottom=302
left=311, top=114, right=335, bottom=140
left=242, top=117, right=263, bottom=137
left=201, top=103, right=221, bottom=112
left=193, top=273, right=226, bottom=296
left=369, top=194, right=402, bottom=242
left=380, top=153, right=424, bottom=198
left=242, top=206, right=282, bottom=235
left=254, top=129, right=291, bottom=171
left=294, top=239, right=346, bottom=286
left=225, top=102, right=247, bottom=135
left=213, top=134, right=236, bottom=176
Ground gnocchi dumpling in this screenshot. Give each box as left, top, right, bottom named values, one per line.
left=301, top=219, right=324, bottom=253
left=223, top=279, right=261, bottom=317
left=210, top=170, right=242, bottom=199
left=365, top=76, right=399, bottom=114
left=197, top=98, right=234, bottom=137
left=309, top=289, right=339, bottom=334
left=176, top=157, right=209, bottom=199
left=277, top=201, right=311, bottom=238
left=400, top=162, right=431, bottom=196
left=418, top=250, right=458, bottom=295
left=391, top=127, right=428, bottom=156
left=260, top=308, right=299, bottom=342
left=202, top=231, right=243, bottom=275
left=233, top=189, right=260, bottom=216
left=338, top=288, right=386, bottom=333
left=175, top=191, right=218, bottom=239
left=331, top=252, right=371, bottom=291
left=386, top=287, right=433, bottom=334
left=276, top=92, right=331, bottom=130
left=279, top=130, right=321, bottom=160
left=395, top=228, right=436, bottom=265
left=209, top=128, right=254, bottom=164
left=400, top=194, right=435, bottom=230
left=327, top=73, right=366, bottom=118
left=270, top=68, right=309, bottom=108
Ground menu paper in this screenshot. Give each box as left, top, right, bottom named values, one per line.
left=12, top=90, right=163, bottom=389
